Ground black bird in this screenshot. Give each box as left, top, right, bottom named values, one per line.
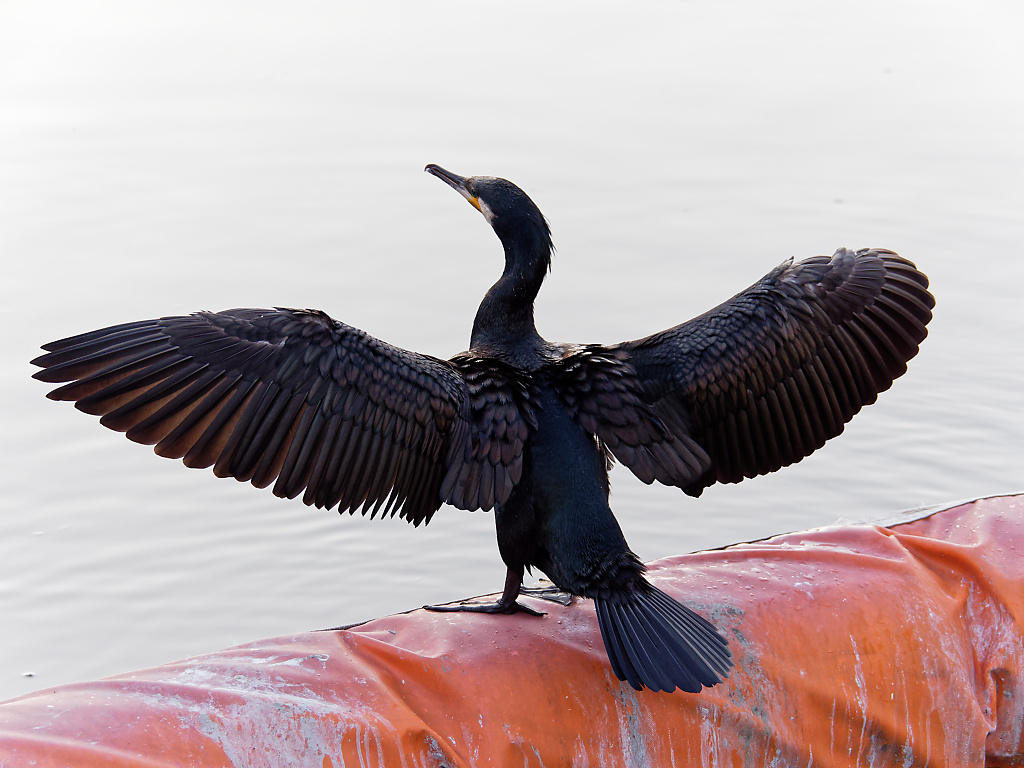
left=31, top=165, right=934, bottom=693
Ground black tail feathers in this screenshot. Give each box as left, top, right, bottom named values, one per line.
left=595, top=585, right=732, bottom=693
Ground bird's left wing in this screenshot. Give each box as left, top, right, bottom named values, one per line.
left=611, top=248, right=934, bottom=496
left=31, top=308, right=485, bottom=526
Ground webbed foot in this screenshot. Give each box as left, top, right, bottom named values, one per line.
left=422, top=566, right=547, bottom=617
left=424, top=599, right=545, bottom=617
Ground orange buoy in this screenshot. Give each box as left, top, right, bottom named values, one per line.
left=2, top=495, right=1021, bottom=766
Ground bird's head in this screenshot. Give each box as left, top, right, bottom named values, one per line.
left=426, top=164, right=553, bottom=272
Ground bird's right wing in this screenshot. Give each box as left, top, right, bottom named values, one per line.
left=613, top=248, right=934, bottom=495
left=32, top=308, right=529, bottom=525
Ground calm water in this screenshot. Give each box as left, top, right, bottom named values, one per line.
left=2, top=0, right=1022, bottom=702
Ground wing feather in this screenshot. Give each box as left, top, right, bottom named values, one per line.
left=156, top=374, right=248, bottom=460
left=121, top=368, right=225, bottom=442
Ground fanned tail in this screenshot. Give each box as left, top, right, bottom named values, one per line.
left=595, top=585, right=732, bottom=693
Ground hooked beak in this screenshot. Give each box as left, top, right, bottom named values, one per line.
left=425, top=164, right=482, bottom=212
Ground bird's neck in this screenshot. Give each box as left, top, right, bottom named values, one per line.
left=470, top=240, right=548, bottom=354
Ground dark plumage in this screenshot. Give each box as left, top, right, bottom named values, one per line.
left=31, top=165, right=935, bottom=693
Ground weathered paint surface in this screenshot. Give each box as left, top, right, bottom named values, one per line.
left=1, top=495, right=1022, bottom=767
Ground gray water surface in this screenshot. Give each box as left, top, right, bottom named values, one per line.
left=2, top=0, right=1022, bottom=702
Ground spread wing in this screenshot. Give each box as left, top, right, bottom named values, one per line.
left=611, top=248, right=935, bottom=496
left=31, top=308, right=530, bottom=525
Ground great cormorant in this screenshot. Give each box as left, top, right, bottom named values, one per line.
left=31, top=165, right=934, bottom=693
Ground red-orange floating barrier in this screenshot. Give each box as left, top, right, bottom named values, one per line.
left=2, top=494, right=1022, bottom=767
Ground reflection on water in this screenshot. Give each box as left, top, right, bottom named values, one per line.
left=2, top=0, right=1022, bottom=701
